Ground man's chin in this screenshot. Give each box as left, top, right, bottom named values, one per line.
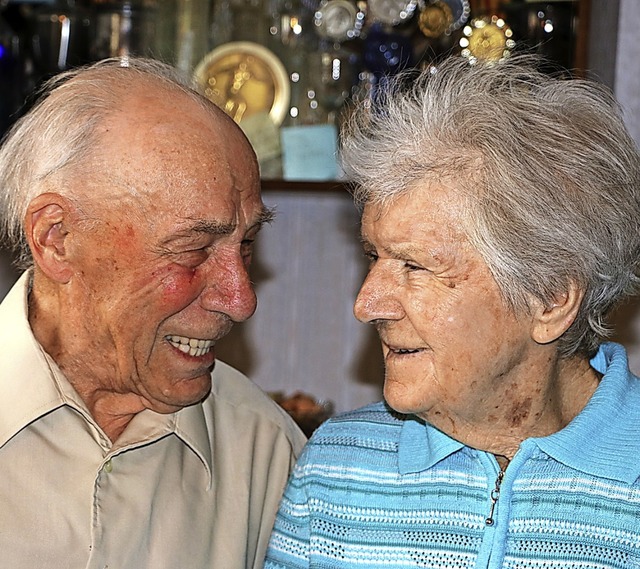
left=178, top=373, right=213, bottom=403
left=153, top=374, right=213, bottom=413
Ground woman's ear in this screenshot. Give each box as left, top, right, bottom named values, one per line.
left=530, top=282, right=585, bottom=345
left=25, top=192, right=74, bottom=283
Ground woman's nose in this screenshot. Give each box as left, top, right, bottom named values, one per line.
left=354, top=264, right=403, bottom=324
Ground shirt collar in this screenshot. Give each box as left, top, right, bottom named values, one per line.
left=397, top=343, right=640, bottom=484
left=0, top=272, right=67, bottom=448
left=533, top=342, right=640, bottom=485
left=398, top=413, right=464, bottom=474
left=0, top=272, right=213, bottom=486
left=174, top=402, right=214, bottom=488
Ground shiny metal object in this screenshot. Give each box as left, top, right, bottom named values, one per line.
left=194, top=41, right=290, bottom=126
left=418, top=1, right=453, bottom=38
left=367, top=0, right=418, bottom=26
left=314, top=0, right=364, bottom=42
left=460, top=15, right=515, bottom=64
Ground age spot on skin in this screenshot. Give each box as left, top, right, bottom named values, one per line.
left=508, top=397, right=532, bottom=427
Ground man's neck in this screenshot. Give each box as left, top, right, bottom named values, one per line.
left=28, top=275, right=150, bottom=442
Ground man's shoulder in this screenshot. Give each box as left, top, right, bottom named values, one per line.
left=206, top=359, right=306, bottom=444
left=209, top=359, right=259, bottom=394
left=207, top=359, right=288, bottom=421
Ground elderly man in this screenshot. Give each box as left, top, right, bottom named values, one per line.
left=265, top=56, right=640, bottom=568
left=0, top=57, right=306, bottom=568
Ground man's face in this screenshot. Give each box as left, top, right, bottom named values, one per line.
left=63, top=93, right=265, bottom=414
left=354, top=182, right=539, bottom=432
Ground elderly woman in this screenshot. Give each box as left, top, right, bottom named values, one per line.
left=265, top=56, right=640, bottom=568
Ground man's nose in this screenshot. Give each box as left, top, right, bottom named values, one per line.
left=199, top=253, right=257, bottom=323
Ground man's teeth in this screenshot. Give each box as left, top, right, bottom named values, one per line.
left=167, top=335, right=214, bottom=357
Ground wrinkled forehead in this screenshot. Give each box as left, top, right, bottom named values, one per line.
left=361, top=174, right=473, bottom=218
left=106, top=82, right=250, bottom=154
left=86, top=85, right=259, bottom=204
left=358, top=180, right=481, bottom=260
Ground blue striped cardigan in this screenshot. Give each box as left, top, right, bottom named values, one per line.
left=265, top=342, right=640, bottom=569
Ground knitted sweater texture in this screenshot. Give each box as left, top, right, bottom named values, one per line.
left=265, top=343, right=640, bottom=569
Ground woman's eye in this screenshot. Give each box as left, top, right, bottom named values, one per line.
left=364, top=251, right=378, bottom=264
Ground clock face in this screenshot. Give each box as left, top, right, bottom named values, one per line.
left=314, top=0, right=362, bottom=42
left=460, top=15, right=515, bottom=63
left=367, top=0, right=418, bottom=26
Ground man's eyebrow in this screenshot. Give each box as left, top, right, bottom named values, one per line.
left=190, top=219, right=236, bottom=236
left=244, top=206, right=276, bottom=234
left=254, top=205, right=276, bottom=227
left=187, top=206, right=275, bottom=236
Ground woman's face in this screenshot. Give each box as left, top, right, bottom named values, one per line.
left=354, top=182, right=542, bottom=437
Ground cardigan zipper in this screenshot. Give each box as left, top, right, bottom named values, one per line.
left=485, top=468, right=505, bottom=526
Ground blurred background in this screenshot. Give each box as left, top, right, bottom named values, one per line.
left=2, top=0, right=639, bottom=431
left=0, top=0, right=592, bottom=154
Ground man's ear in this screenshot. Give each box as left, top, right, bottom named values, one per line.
left=530, top=282, right=585, bottom=345
left=25, top=192, right=75, bottom=283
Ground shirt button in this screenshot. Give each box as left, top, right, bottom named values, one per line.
left=104, top=459, right=113, bottom=473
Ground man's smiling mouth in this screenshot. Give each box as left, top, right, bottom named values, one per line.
left=166, top=335, right=214, bottom=357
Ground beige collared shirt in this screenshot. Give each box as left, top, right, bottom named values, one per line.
left=0, top=272, right=306, bottom=569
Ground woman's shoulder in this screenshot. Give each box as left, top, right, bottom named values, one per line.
left=307, top=401, right=412, bottom=450
left=328, top=400, right=408, bottom=426
left=291, top=401, right=419, bottom=480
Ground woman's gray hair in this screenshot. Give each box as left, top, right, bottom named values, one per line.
left=341, top=56, right=640, bottom=358
left=0, top=57, right=205, bottom=269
